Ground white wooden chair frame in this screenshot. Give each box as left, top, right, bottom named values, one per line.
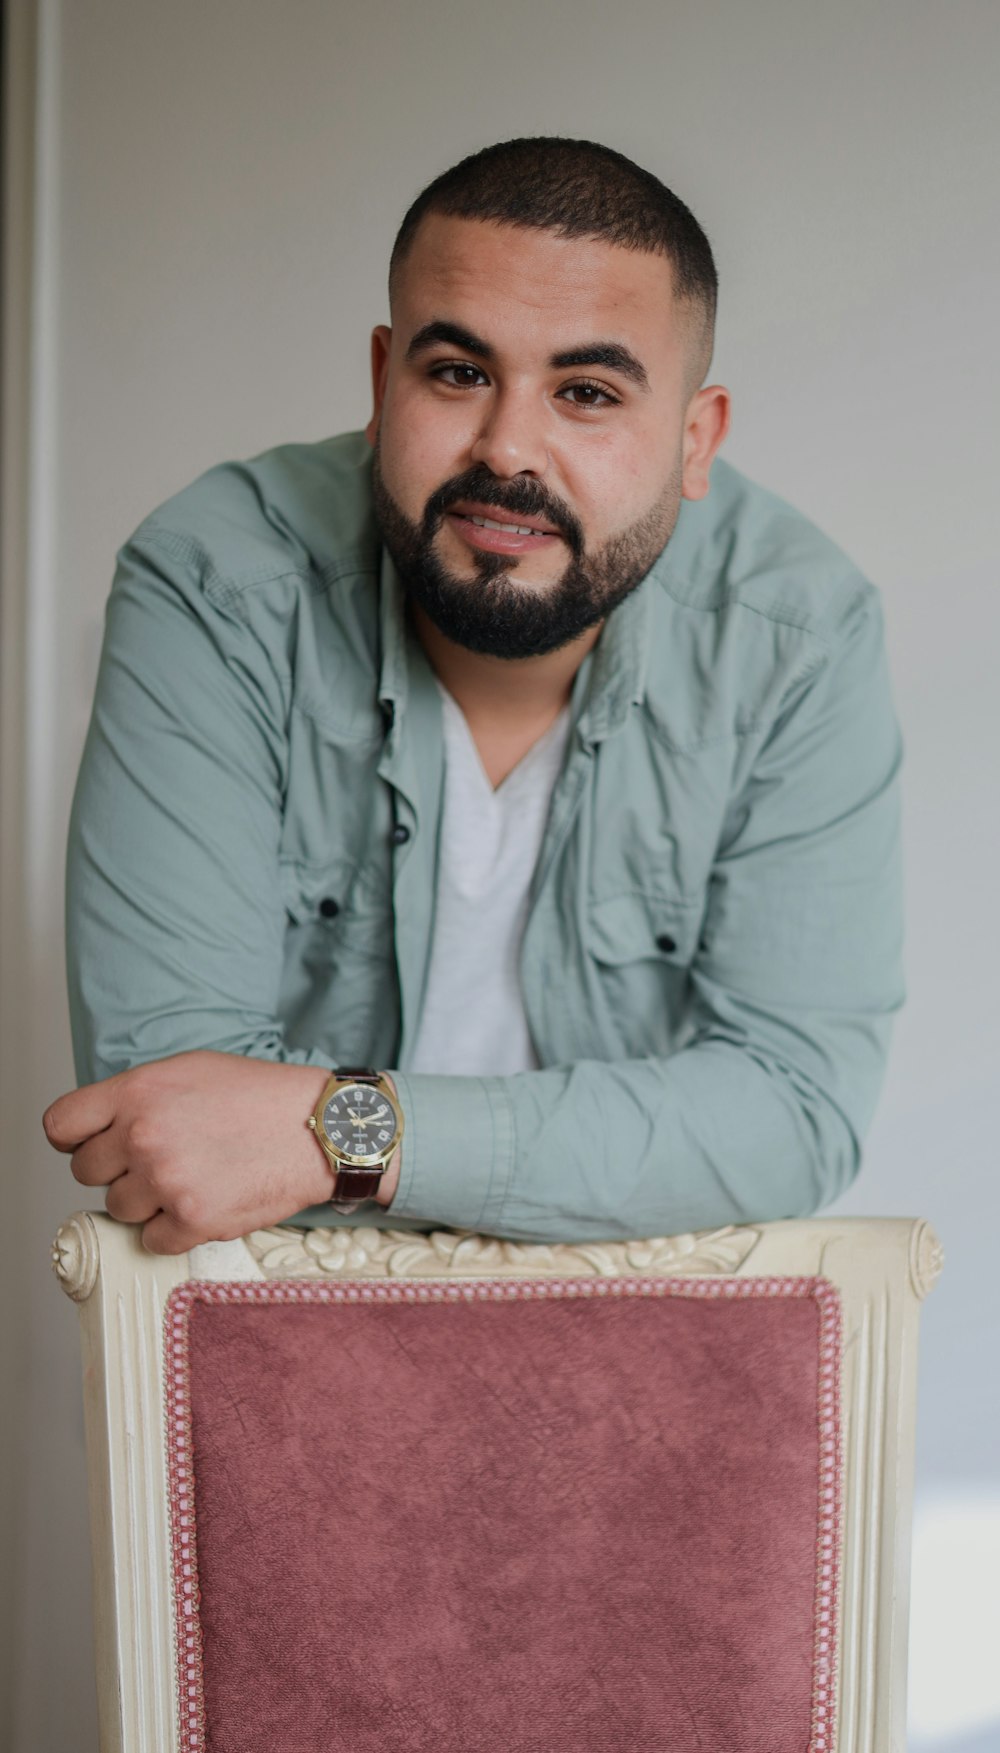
left=53, top=1211, right=942, bottom=1753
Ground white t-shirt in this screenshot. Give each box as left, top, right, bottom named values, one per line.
left=407, top=681, right=572, bottom=1076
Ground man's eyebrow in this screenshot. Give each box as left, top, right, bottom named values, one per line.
left=550, top=343, right=650, bottom=390
left=405, top=320, right=494, bottom=362
left=405, top=324, right=650, bottom=390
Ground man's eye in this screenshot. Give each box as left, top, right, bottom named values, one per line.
left=432, top=363, right=487, bottom=388
left=559, top=381, right=619, bottom=408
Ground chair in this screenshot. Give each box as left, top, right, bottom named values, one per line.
left=53, top=1211, right=941, bottom=1752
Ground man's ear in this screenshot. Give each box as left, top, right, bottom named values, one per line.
left=365, top=326, right=392, bottom=446
left=681, top=384, right=731, bottom=501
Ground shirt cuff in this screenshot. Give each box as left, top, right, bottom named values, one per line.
left=386, top=1071, right=516, bottom=1233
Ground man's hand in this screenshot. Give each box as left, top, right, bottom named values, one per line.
left=41, top=1050, right=399, bottom=1255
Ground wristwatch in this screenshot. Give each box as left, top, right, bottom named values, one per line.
left=306, top=1066, right=404, bottom=1212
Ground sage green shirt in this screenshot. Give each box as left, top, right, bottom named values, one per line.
left=66, top=433, right=904, bottom=1242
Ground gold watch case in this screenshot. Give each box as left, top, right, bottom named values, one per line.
left=306, top=1072, right=404, bottom=1170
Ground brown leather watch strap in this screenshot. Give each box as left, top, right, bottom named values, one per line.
left=330, top=1165, right=384, bottom=1205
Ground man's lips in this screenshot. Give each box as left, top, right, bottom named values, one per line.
left=445, top=500, right=563, bottom=555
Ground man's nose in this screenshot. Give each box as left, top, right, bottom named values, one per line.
left=468, top=386, right=549, bottom=479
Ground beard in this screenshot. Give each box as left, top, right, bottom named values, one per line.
left=371, top=441, right=683, bottom=660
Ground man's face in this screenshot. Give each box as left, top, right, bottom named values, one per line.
left=366, top=214, right=727, bottom=659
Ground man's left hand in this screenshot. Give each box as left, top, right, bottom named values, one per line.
left=42, top=1050, right=399, bottom=1255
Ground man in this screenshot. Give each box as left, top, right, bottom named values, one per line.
left=42, top=137, right=904, bottom=1255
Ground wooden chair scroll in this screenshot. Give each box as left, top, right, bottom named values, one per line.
left=53, top=1213, right=942, bottom=1752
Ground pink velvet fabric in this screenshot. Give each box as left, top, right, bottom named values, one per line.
left=171, top=1279, right=837, bottom=1752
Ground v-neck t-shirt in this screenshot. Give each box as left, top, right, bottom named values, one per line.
left=408, top=682, right=573, bottom=1076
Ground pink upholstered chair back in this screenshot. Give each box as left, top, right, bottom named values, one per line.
left=54, top=1214, right=941, bottom=1752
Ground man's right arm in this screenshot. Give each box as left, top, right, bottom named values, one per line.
left=67, top=530, right=330, bottom=1083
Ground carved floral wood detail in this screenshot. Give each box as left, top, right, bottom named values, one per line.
left=52, top=1212, right=100, bottom=1302
left=243, top=1222, right=763, bottom=1280
left=908, top=1219, right=945, bottom=1300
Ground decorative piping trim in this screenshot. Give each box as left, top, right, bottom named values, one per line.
left=164, top=1273, right=843, bottom=1753
left=165, top=1290, right=208, bottom=1752
left=808, top=1277, right=843, bottom=1753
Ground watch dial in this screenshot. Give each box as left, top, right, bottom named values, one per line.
left=322, top=1083, right=398, bottom=1160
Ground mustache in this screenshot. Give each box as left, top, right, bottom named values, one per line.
left=424, top=468, right=584, bottom=556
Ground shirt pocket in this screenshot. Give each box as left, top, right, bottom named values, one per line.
left=277, top=856, right=400, bottom=1062
left=280, top=857, right=391, bottom=954
left=585, top=891, right=704, bottom=1056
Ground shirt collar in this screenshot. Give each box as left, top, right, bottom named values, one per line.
left=377, top=546, right=410, bottom=723
left=572, top=570, right=652, bottom=746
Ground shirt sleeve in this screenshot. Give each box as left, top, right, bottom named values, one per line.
left=387, top=582, right=905, bottom=1241
left=66, top=530, right=334, bottom=1084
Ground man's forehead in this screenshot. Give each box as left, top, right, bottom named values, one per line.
left=391, top=213, right=681, bottom=353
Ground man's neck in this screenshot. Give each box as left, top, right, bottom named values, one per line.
left=410, top=604, right=601, bottom=788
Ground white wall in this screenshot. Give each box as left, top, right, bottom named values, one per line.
left=3, top=0, right=997, bottom=1746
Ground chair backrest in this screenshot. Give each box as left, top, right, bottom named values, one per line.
left=54, top=1211, right=941, bottom=1753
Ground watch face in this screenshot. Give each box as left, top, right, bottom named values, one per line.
left=322, top=1082, right=399, bottom=1162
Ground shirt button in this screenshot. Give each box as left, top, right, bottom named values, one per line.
left=656, top=933, right=676, bottom=954
left=391, top=824, right=411, bottom=846
left=318, top=896, right=339, bottom=919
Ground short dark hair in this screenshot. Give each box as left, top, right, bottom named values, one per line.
left=389, top=136, right=718, bottom=385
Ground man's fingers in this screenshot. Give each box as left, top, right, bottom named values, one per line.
left=69, top=1128, right=127, bottom=1188
left=42, top=1075, right=122, bottom=1153
left=104, top=1172, right=162, bottom=1226
left=141, top=1211, right=203, bottom=1257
